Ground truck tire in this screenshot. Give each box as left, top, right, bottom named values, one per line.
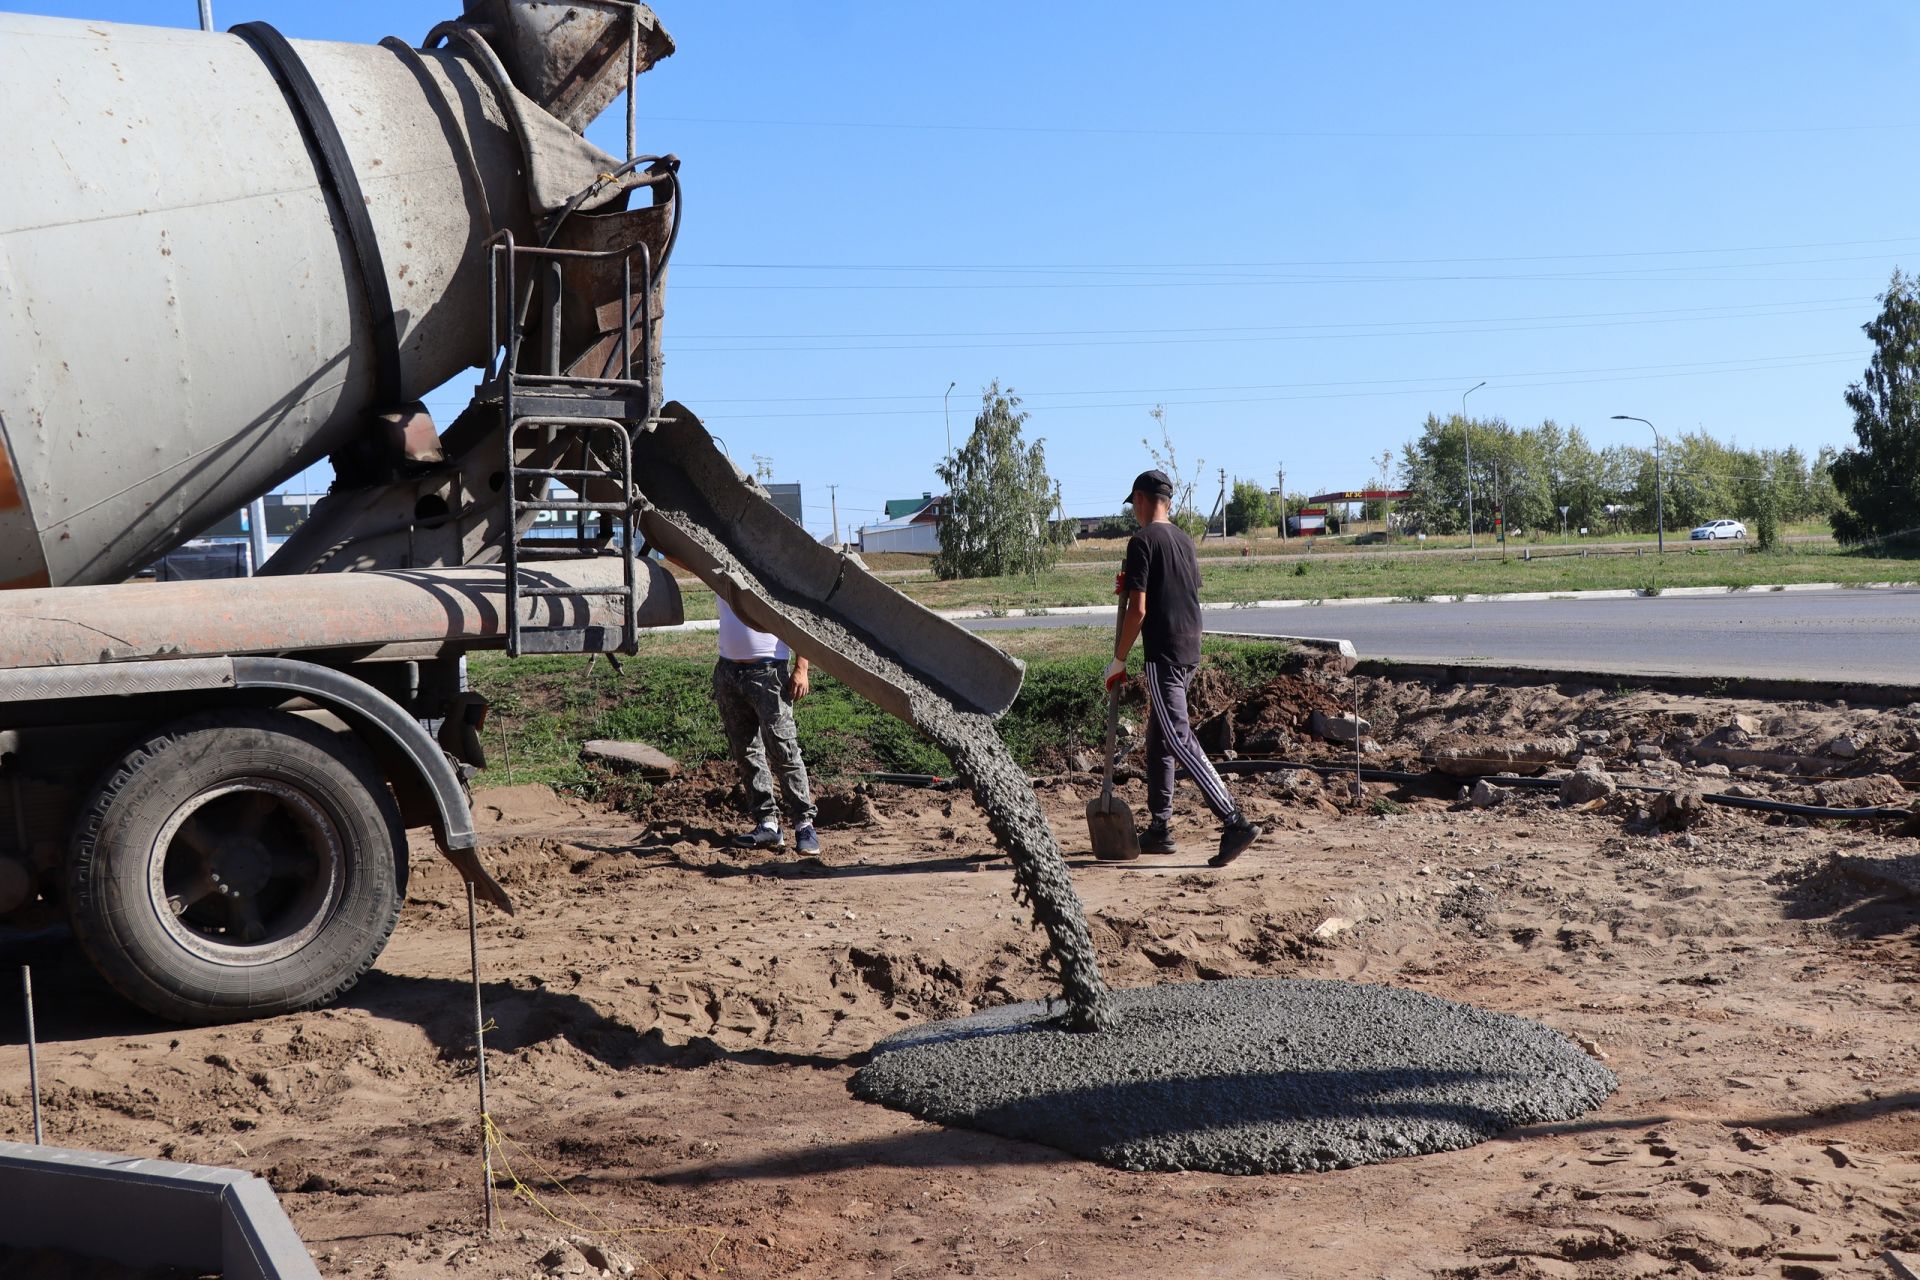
left=67, top=708, right=408, bottom=1024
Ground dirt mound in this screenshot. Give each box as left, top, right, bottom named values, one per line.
left=1181, top=665, right=1349, bottom=757
left=470, top=784, right=591, bottom=829
left=6, top=671, right=1920, bottom=1278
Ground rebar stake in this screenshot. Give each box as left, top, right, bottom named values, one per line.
left=22, top=966, right=42, bottom=1144
left=1353, top=686, right=1364, bottom=805
left=467, top=882, right=495, bottom=1236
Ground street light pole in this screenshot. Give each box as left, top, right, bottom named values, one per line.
left=1462, top=381, right=1486, bottom=552
left=942, top=381, right=957, bottom=462
left=1612, top=415, right=1662, bottom=558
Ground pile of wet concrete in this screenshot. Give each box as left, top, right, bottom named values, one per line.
left=853, top=978, right=1616, bottom=1174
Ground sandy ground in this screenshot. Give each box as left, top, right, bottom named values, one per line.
left=2, top=687, right=1918, bottom=1280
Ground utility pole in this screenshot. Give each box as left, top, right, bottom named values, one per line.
left=1276, top=463, right=1286, bottom=541
left=1462, top=381, right=1486, bottom=554
left=828, top=484, right=840, bottom=547
left=1216, top=466, right=1227, bottom=538
left=1493, top=458, right=1506, bottom=561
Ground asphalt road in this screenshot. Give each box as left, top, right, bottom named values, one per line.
left=961, top=588, right=1920, bottom=686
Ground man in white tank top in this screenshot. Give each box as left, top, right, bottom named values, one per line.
left=713, top=597, right=819, bottom=853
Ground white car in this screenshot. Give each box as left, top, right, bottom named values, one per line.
left=1689, top=519, right=1747, bottom=540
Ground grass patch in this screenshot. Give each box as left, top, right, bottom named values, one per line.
left=467, top=634, right=1291, bottom=793
left=878, top=543, right=1914, bottom=613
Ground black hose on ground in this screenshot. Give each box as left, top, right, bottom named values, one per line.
left=860, top=763, right=1914, bottom=822
left=1214, top=758, right=1915, bottom=821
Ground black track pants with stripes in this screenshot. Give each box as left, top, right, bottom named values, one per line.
left=1143, top=659, right=1239, bottom=824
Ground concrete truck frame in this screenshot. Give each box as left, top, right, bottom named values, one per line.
left=0, top=2, right=1025, bottom=1024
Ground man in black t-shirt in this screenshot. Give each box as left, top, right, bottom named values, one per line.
left=1106, top=470, right=1261, bottom=867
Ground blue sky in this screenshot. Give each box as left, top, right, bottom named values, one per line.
left=18, top=1, right=1920, bottom=537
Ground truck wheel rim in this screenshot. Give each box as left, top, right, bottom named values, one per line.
left=148, top=779, right=347, bottom=965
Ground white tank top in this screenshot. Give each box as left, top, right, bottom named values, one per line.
left=715, top=597, right=790, bottom=662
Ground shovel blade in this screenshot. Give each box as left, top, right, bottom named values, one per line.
left=1086, top=794, right=1139, bottom=861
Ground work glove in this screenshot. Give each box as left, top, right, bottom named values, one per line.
left=1103, top=659, right=1128, bottom=692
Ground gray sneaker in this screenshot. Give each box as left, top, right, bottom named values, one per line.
left=732, top=820, right=783, bottom=849
left=794, top=824, right=820, bottom=854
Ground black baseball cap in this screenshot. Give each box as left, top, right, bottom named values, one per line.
left=1124, top=469, right=1174, bottom=502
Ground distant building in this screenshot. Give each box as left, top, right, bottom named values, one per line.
left=859, top=495, right=947, bottom=555
left=1288, top=507, right=1330, bottom=536
left=195, top=491, right=322, bottom=542
left=884, top=493, right=938, bottom=520
left=763, top=482, right=803, bottom=525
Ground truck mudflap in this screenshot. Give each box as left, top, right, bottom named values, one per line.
left=632, top=402, right=1025, bottom=722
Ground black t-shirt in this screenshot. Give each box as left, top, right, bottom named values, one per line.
left=1122, top=520, right=1203, bottom=665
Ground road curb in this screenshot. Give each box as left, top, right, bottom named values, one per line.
left=928, top=580, right=1913, bottom=620
left=660, top=579, right=1914, bottom=634
left=1348, top=658, right=1920, bottom=709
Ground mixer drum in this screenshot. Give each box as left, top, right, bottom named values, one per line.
left=0, top=11, right=631, bottom=588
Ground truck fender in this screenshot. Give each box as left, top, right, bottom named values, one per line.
left=0, top=655, right=512, bottom=914
left=228, top=657, right=513, bottom=915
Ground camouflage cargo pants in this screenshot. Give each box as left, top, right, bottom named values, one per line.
left=712, top=658, right=816, bottom=827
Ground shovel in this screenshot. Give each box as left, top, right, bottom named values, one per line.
left=1087, top=670, right=1141, bottom=862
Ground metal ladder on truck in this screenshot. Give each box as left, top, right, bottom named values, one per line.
left=479, top=230, right=657, bottom=656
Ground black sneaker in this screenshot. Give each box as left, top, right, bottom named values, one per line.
left=1139, top=820, right=1177, bottom=855
left=731, top=821, right=783, bottom=850
left=1210, top=815, right=1260, bottom=867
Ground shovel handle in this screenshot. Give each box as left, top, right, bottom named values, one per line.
left=1102, top=587, right=1130, bottom=806
left=1100, top=682, right=1121, bottom=806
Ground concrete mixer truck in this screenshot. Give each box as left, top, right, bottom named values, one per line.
left=0, top=3, right=1023, bottom=1023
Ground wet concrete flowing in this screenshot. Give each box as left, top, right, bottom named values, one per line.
left=853, top=978, right=1619, bottom=1174
left=649, top=507, right=1111, bottom=1029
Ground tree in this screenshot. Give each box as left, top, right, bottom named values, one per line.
left=1832, top=270, right=1920, bottom=548
left=1142, top=405, right=1208, bottom=537
left=1807, top=446, right=1841, bottom=520
left=934, top=382, right=1063, bottom=580
left=1225, top=480, right=1271, bottom=536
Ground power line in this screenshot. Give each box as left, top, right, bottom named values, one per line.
left=697, top=351, right=1861, bottom=422
left=684, top=351, right=1861, bottom=413
left=680, top=234, right=1920, bottom=273
left=666, top=295, right=1869, bottom=346
left=667, top=260, right=1898, bottom=291
left=650, top=113, right=1920, bottom=143
left=670, top=301, right=1869, bottom=356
